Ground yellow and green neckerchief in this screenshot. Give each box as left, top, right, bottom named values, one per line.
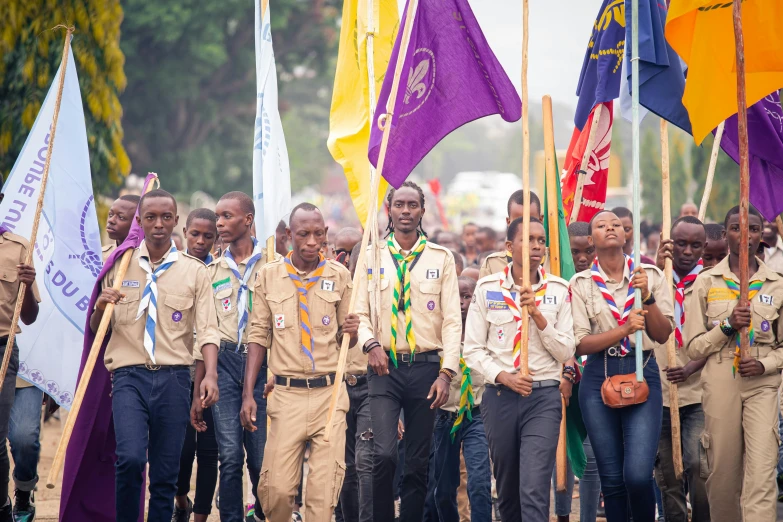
left=388, top=234, right=427, bottom=367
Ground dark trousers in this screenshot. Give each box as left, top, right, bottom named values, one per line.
left=212, top=347, right=267, bottom=522
left=482, top=383, right=562, bottom=522
left=0, top=341, right=18, bottom=503
left=337, top=379, right=373, bottom=522
left=175, top=384, right=218, bottom=515
left=655, top=404, right=710, bottom=522
left=112, top=366, right=191, bottom=522
left=580, top=353, right=663, bottom=522
left=369, top=361, right=439, bottom=522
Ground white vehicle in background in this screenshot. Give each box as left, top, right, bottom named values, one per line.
left=446, top=171, right=521, bottom=231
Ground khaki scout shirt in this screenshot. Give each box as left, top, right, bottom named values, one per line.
left=569, top=262, right=674, bottom=351
left=246, top=257, right=352, bottom=378
left=346, top=338, right=369, bottom=375
left=441, top=344, right=485, bottom=412
left=653, top=277, right=702, bottom=408
left=764, top=241, right=783, bottom=275
left=479, top=250, right=550, bottom=279
left=684, top=257, right=783, bottom=375
left=101, top=241, right=220, bottom=371
left=0, top=231, right=41, bottom=338
left=355, top=238, right=462, bottom=373
left=102, top=243, right=117, bottom=261
left=464, top=268, right=574, bottom=384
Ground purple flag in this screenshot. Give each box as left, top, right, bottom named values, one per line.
left=59, top=174, right=155, bottom=522
left=720, top=92, right=783, bottom=221
left=368, top=0, right=521, bottom=189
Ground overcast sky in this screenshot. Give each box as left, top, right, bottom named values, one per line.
left=396, top=0, right=604, bottom=111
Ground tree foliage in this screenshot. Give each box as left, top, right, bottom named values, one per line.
left=0, top=0, right=130, bottom=193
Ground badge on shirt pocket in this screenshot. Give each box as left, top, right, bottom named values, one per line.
left=759, top=294, right=774, bottom=306
left=496, top=327, right=505, bottom=343
left=544, top=295, right=557, bottom=305
left=222, top=298, right=232, bottom=312
left=321, top=280, right=335, bottom=292
left=275, top=314, right=285, bottom=329
left=121, top=280, right=140, bottom=288
left=426, top=269, right=440, bottom=279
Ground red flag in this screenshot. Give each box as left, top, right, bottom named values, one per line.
left=427, top=178, right=449, bottom=231
left=562, top=101, right=614, bottom=225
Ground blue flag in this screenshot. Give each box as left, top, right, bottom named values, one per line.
left=574, top=0, right=625, bottom=130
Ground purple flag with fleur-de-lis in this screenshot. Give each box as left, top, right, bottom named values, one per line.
left=720, top=91, right=783, bottom=222
left=368, top=0, right=521, bottom=188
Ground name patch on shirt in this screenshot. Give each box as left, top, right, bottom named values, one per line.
left=543, top=295, right=557, bottom=306
left=426, top=269, right=440, bottom=279
left=321, top=280, right=335, bottom=292
left=275, top=314, right=285, bottom=329
left=122, top=280, right=140, bottom=288
left=486, top=290, right=514, bottom=310
left=212, top=277, right=232, bottom=294
left=707, top=288, right=736, bottom=303
left=758, top=294, right=774, bottom=306
left=222, top=298, right=232, bottom=312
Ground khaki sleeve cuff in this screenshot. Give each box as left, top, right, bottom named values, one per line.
left=759, top=354, right=781, bottom=376
left=485, top=362, right=504, bottom=385
left=441, top=353, right=460, bottom=375
left=357, top=329, right=375, bottom=351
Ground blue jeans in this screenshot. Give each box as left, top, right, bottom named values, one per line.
left=428, top=410, right=492, bottom=521
left=8, top=386, right=43, bottom=492
left=112, top=366, right=191, bottom=522
left=579, top=436, right=602, bottom=522
left=212, top=346, right=267, bottom=522
left=579, top=353, right=663, bottom=522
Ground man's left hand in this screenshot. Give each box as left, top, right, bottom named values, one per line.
left=559, top=378, right=573, bottom=406
left=428, top=376, right=450, bottom=409
left=200, top=373, right=219, bottom=408
left=739, top=357, right=765, bottom=378
left=17, top=264, right=36, bottom=285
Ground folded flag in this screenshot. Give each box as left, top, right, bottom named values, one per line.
left=368, top=0, right=521, bottom=189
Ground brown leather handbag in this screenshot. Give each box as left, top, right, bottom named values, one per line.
left=600, top=350, right=651, bottom=408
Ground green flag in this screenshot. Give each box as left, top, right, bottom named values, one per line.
left=543, top=157, right=587, bottom=479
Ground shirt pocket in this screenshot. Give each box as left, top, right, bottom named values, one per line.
left=214, top=287, right=238, bottom=321
left=266, top=288, right=296, bottom=331
left=487, top=310, right=515, bottom=349
left=312, top=289, right=340, bottom=334
left=369, top=278, right=391, bottom=310
left=414, top=281, right=441, bottom=314
left=161, top=294, right=194, bottom=331
left=115, top=289, right=141, bottom=326
left=705, top=300, right=731, bottom=331
left=539, top=304, right=558, bottom=324
left=0, top=264, right=18, bottom=302
left=752, top=302, right=779, bottom=344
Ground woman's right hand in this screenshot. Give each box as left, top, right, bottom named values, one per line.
left=623, top=308, right=647, bottom=336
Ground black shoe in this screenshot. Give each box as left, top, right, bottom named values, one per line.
left=0, top=498, right=12, bottom=522
left=13, top=489, right=35, bottom=522
left=171, top=497, right=192, bottom=522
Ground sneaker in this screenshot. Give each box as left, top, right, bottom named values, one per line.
left=291, top=512, right=303, bottom=522
left=12, top=490, right=34, bottom=522
left=170, top=497, right=192, bottom=522
left=0, top=498, right=12, bottom=522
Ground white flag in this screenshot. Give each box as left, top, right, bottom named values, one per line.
left=0, top=40, right=101, bottom=409
left=253, top=0, right=291, bottom=241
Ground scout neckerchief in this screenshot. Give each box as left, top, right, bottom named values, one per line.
left=499, top=263, right=547, bottom=369
left=284, top=252, right=326, bottom=370
left=224, top=238, right=264, bottom=346
left=136, top=241, right=179, bottom=363
left=722, top=275, right=764, bottom=377
left=673, top=259, right=703, bottom=349
left=591, top=255, right=636, bottom=355
left=387, top=234, right=427, bottom=367
left=450, top=356, right=475, bottom=441
left=187, top=250, right=213, bottom=266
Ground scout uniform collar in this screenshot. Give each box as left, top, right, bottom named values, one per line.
left=710, top=255, right=779, bottom=283
left=387, top=233, right=427, bottom=368
left=499, top=263, right=546, bottom=291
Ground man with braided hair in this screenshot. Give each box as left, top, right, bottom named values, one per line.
left=355, top=181, right=461, bottom=522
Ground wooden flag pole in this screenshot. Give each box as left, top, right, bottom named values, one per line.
left=0, top=26, right=74, bottom=393
left=732, top=0, right=751, bottom=358
left=46, top=175, right=159, bottom=489
left=660, top=120, right=684, bottom=480
left=698, top=121, right=725, bottom=221
left=543, top=96, right=568, bottom=492
left=324, top=0, right=419, bottom=442
left=519, top=0, right=531, bottom=376
left=630, top=0, right=644, bottom=381
left=570, top=103, right=604, bottom=224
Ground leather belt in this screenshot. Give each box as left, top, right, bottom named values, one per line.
left=220, top=339, right=247, bottom=353
left=385, top=351, right=441, bottom=364
left=127, top=364, right=191, bottom=372
left=441, top=405, right=481, bottom=420
left=487, top=379, right=561, bottom=392
left=345, top=373, right=367, bottom=386
left=275, top=373, right=337, bottom=389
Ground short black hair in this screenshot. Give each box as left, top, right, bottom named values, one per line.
left=219, top=191, right=255, bottom=216
left=457, top=275, right=476, bottom=292
left=119, top=194, right=140, bottom=206
left=507, top=216, right=543, bottom=242
left=289, top=202, right=322, bottom=224
left=507, top=190, right=541, bottom=217
left=724, top=204, right=764, bottom=229
left=139, top=189, right=177, bottom=212
left=671, top=215, right=704, bottom=234
left=568, top=221, right=590, bottom=238
left=588, top=209, right=614, bottom=234
left=276, top=219, right=287, bottom=233
left=611, top=206, right=633, bottom=221
left=186, top=208, right=217, bottom=229
left=704, top=223, right=725, bottom=241
left=477, top=226, right=497, bottom=241
left=450, top=249, right=464, bottom=274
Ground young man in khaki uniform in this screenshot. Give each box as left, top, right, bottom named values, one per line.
left=684, top=205, right=783, bottom=522
left=464, top=217, right=575, bottom=522
left=208, top=192, right=270, bottom=522
left=355, top=181, right=461, bottom=522
left=102, top=195, right=140, bottom=260
left=241, top=202, right=359, bottom=522
left=91, top=189, right=220, bottom=522
left=654, top=216, right=709, bottom=522
left=479, top=190, right=542, bottom=278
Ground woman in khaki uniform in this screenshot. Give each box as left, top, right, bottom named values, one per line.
left=684, top=205, right=783, bottom=522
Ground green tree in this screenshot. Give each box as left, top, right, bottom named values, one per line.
left=639, top=124, right=691, bottom=224
left=0, top=0, right=130, bottom=193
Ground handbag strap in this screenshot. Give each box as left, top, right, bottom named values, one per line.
left=604, top=349, right=653, bottom=379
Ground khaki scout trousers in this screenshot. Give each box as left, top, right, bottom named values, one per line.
left=259, top=382, right=349, bottom=522
left=701, top=346, right=782, bottom=522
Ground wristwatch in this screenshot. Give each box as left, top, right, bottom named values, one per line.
left=719, top=317, right=736, bottom=337
left=362, top=340, right=381, bottom=355
left=642, top=292, right=656, bottom=306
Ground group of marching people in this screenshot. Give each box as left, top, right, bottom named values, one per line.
left=1, top=177, right=783, bottom=522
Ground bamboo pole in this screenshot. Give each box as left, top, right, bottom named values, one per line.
left=324, top=0, right=419, bottom=442
left=519, top=0, right=531, bottom=376
left=46, top=175, right=159, bottom=489
left=732, top=0, right=750, bottom=357
left=660, top=120, right=684, bottom=479
left=570, top=103, right=604, bottom=224
left=543, top=96, right=568, bottom=491
left=0, top=27, right=74, bottom=392
left=698, top=121, right=725, bottom=222
left=630, top=0, right=643, bottom=381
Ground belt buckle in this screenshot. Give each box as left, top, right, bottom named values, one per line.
left=608, top=346, right=625, bottom=357
left=306, top=377, right=316, bottom=389
left=400, top=353, right=411, bottom=363
left=145, top=364, right=161, bottom=371
left=346, top=374, right=357, bottom=386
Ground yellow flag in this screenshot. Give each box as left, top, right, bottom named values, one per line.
left=666, top=0, right=783, bottom=145
left=327, top=0, right=399, bottom=224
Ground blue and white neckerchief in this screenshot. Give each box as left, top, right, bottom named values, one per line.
left=224, top=238, right=264, bottom=346
left=135, top=242, right=179, bottom=363
left=186, top=250, right=213, bottom=265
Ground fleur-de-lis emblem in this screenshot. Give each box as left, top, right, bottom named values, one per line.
left=405, top=59, right=430, bottom=105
